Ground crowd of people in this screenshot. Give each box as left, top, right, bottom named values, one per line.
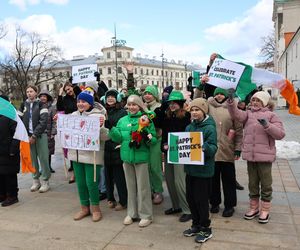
left=0, top=53, right=286, bottom=244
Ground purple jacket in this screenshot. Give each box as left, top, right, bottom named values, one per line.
left=227, top=100, right=285, bottom=162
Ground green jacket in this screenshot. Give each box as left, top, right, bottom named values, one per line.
left=184, top=115, right=218, bottom=178
left=109, top=111, right=157, bottom=164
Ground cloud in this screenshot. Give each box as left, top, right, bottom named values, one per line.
left=9, top=0, right=68, bottom=10
left=45, top=0, right=68, bottom=4
left=203, top=0, right=273, bottom=65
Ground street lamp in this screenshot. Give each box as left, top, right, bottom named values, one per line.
left=161, top=52, right=166, bottom=88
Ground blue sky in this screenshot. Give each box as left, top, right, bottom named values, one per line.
left=0, top=0, right=274, bottom=67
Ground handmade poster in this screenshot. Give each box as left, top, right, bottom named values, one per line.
left=72, top=64, right=97, bottom=84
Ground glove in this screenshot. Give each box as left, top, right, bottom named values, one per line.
left=234, top=150, right=241, bottom=158
left=104, top=120, right=112, bottom=129
left=257, top=118, right=268, bottom=127
left=141, top=130, right=151, bottom=143
left=227, top=88, right=235, bottom=101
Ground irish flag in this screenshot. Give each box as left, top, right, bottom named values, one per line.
left=208, top=55, right=300, bottom=116
left=168, top=132, right=204, bottom=165
left=0, top=97, right=35, bottom=173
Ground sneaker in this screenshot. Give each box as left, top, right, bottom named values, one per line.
left=179, top=214, right=192, bottom=222
left=195, top=228, right=213, bottom=243
left=115, top=204, right=127, bottom=211
left=99, top=192, right=107, bottom=201
left=152, top=193, right=163, bottom=205
left=0, top=195, right=6, bottom=203
left=1, top=197, right=19, bottom=207
left=49, top=167, right=55, bottom=173
left=183, top=226, right=201, bottom=237
left=222, top=207, right=235, bottom=217
left=164, top=208, right=182, bottom=215
left=236, top=181, right=244, bottom=190
left=139, top=219, right=152, bottom=227
left=210, top=205, right=220, bottom=214
left=39, top=180, right=50, bottom=193
left=30, top=179, right=41, bottom=192
left=123, top=216, right=133, bottom=225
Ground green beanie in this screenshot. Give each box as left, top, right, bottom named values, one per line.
left=144, top=85, right=159, bottom=101
left=213, top=87, right=228, bottom=98
left=167, top=90, right=185, bottom=102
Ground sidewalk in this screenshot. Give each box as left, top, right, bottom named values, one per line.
left=0, top=109, right=299, bottom=249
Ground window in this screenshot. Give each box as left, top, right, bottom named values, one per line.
left=157, top=70, right=159, bottom=75
left=140, top=68, right=144, bottom=75
left=127, top=52, right=130, bottom=58
left=67, top=71, right=70, bottom=77
left=135, top=68, right=137, bottom=74
left=59, top=72, right=63, bottom=77
left=117, top=51, right=122, bottom=58
left=45, top=73, right=48, bottom=79
left=141, top=80, right=144, bottom=84
left=152, top=81, right=154, bottom=85
left=108, top=67, right=111, bottom=74
left=151, top=69, right=154, bottom=75
left=108, top=80, right=112, bottom=88
left=118, top=79, right=123, bottom=88
left=99, top=68, right=102, bottom=75
left=118, top=67, right=122, bottom=74
left=146, top=69, right=149, bottom=75
left=107, top=52, right=111, bottom=59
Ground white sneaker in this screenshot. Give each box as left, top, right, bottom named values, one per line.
left=123, top=216, right=133, bottom=225
left=39, top=180, right=50, bottom=193
left=30, top=179, right=41, bottom=192
left=139, top=219, right=152, bottom=227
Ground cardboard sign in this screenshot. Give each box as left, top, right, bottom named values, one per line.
left=57, top=114, right=101, bottom=151
left=208, top=58, right=245, bottom=89
left=167, top=132, right=204, bottom=165
left=72, top=64, right=98, bottom=84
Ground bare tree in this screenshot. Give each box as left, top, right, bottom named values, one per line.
left=0, top=24, right=7, bottom=39
left=0, top=27, right=64, bottom=100
left=259, top=31, right=275, bottom=63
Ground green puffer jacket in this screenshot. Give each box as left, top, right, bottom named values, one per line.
left=109, top=111, right=157, bottom=164
left=184, top=115, right=218, bottom=178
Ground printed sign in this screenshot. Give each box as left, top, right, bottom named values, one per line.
left=208, top=58, right=245, bottom=89
left=57, top=114, right=101, bottom=151
left=192, top=69, right=206, bottom=87
left=72, top=64, right=98, bottom=84
left=167, top=132, right=204, bottom=165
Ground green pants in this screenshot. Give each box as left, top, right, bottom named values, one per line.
left=247, top=162, right=273, bottom=202
left=149, top=138, right=163, bottom=193
left=123, top=162, right=153, bottom=220
left=30, top=134, right=51, bottom=181
left=73, top=162, right=101, bottom=206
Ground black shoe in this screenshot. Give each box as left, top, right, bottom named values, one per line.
left=99, top=192, right=107, bottom=201
left=1, top=197, right=19, bottom=207
left=164, top=208, right=182, bottom=215
left=49, top=167, right=55, bottom=173
left=179, top=214, right=192, bottom=222
left=183, top=226, right=201, bottom=237
left=210, top=205, right=220, bottom=213
left=222, top=207, right=235, bottom=217
left=0, top=195, right=6, bottom=203
left=236, top=181, right=244, bottom=190
left=195, top=227, right=212, bottom=243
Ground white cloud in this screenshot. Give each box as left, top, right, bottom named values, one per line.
left=45, top=0, right=68, bottom=4
left=9, top=0, right=68, bottom=10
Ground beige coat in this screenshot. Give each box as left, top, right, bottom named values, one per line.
left=208, top=97, right=243, bottom=162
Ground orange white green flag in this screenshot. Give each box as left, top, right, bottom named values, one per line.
left=167, top=132, right=204, bottom=165
left=0, top=97, right=35, bottom=173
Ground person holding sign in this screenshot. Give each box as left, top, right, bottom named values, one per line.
left=109, top=95, right=157, bottom=228
left=183, top=98, right=217, bottom=244
left=68, top=90, right=109, bottom=222
left=207, top=88, right=243, bottom=217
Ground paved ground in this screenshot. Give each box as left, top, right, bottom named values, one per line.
left=0, top=109, right=300, bottom=249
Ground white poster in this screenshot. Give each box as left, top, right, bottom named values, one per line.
left=72, top=64, right=98, bottom=84
left=57, top=114, right=101, bottom=151
left=207, top=58, right=245, bottom=89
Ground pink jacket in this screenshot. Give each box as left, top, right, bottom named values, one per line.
left=227, top=100, right=285, bottom=162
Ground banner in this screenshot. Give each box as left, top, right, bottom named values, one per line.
left=192, top=69, right=206, bottom=87
left=72, top=64, right=98, bottom=84
left=208, top=58, right=245, bottom=89
left=167, top=132, right=204, bottom=165
left=57, top=114, right=101, bottom=151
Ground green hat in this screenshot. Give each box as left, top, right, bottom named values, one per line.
left=213, top=87, right=228, bottom=98
left=144, top=85, right=159, bottom=101
left=167, top=90, right=185, bottom=102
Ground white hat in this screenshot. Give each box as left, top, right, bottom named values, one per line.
left=251, top=91, right=271, bottom=107
left=126, top=95, right=148, bottom=112
left=85, top=80, right=99, bottom=92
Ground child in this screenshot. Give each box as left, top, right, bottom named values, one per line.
left=109, top=95, right=157, bottom=227
left=227, top=90, right=285, bottom=223
left=68, top=90, right=109, bottom=222
left=183, top=98, right=217, bottom=243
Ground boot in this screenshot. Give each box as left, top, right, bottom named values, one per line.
left=73, top=205, right=90, bottom=221
left=30, top=179, right=41, bottom=192
left=91, top=205, right=102, bottom=222
left=1, top=196, right=19, bottom=207
left=39, top=180, right=50, bottom=193
left=258, top=200, right=271, bottom=224
left=244, top=198, right=259, bottom=220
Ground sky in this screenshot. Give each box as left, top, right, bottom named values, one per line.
left=0, top=0, right=274, bottom=67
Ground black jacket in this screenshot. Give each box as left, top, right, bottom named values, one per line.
left=0, top=115, right=20, bottom=174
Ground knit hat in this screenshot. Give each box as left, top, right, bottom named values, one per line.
left=77, top=90, right=94, bottom=106
left=167, top=90, right=185, bottom=102
left=105, top=89, right=118, bottom=100
left=38, top=89, right=53, bottom=102
left=189, top=98, right=209, bottom=115
left=251, top=91, right=271, bottom=107
left=144, top=85, right=159, bottom=101
left=163, top=85, right=173, bottom=94
left=213, top=87, right=228, bottom=98
left=126, top=94, right=148, bottom=112
left=85, top=80, right=99, bottom=93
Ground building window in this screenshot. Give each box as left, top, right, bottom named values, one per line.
left=146, top=69, right=149, bottom=75
left=170, top=72, right=173, bottom=77
left=135, top=68, right=137, bottom=74
left=127, top=52, right=130, bottom=58
left=45, top=73, right=48, bottom=79
left=118, top=67, right=122, bottom=73
left=157, top=70, right=159, bottom=75
left=118, top=79, right=123, bottom=88
left=141, top=80, right=144, bottom=84
left=117, top=51, right=122, bottom=58
left=140, top=68, right=143, bottom=75
left=108, top=67, right=111, bottom=74
left=152, top=81, right=154, bottom=85
left=99, top=68, right=102, bottom=75
left=107, top=52, right=111, bottom=59
left=108, top=80, right=112, bottom=88
left=151, top=69, right=154, bottom=75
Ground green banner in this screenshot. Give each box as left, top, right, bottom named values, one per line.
left=169, top=134, right=179, bottom=162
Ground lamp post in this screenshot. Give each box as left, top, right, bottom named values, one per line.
left=161, top=52, right=166, bottom=88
